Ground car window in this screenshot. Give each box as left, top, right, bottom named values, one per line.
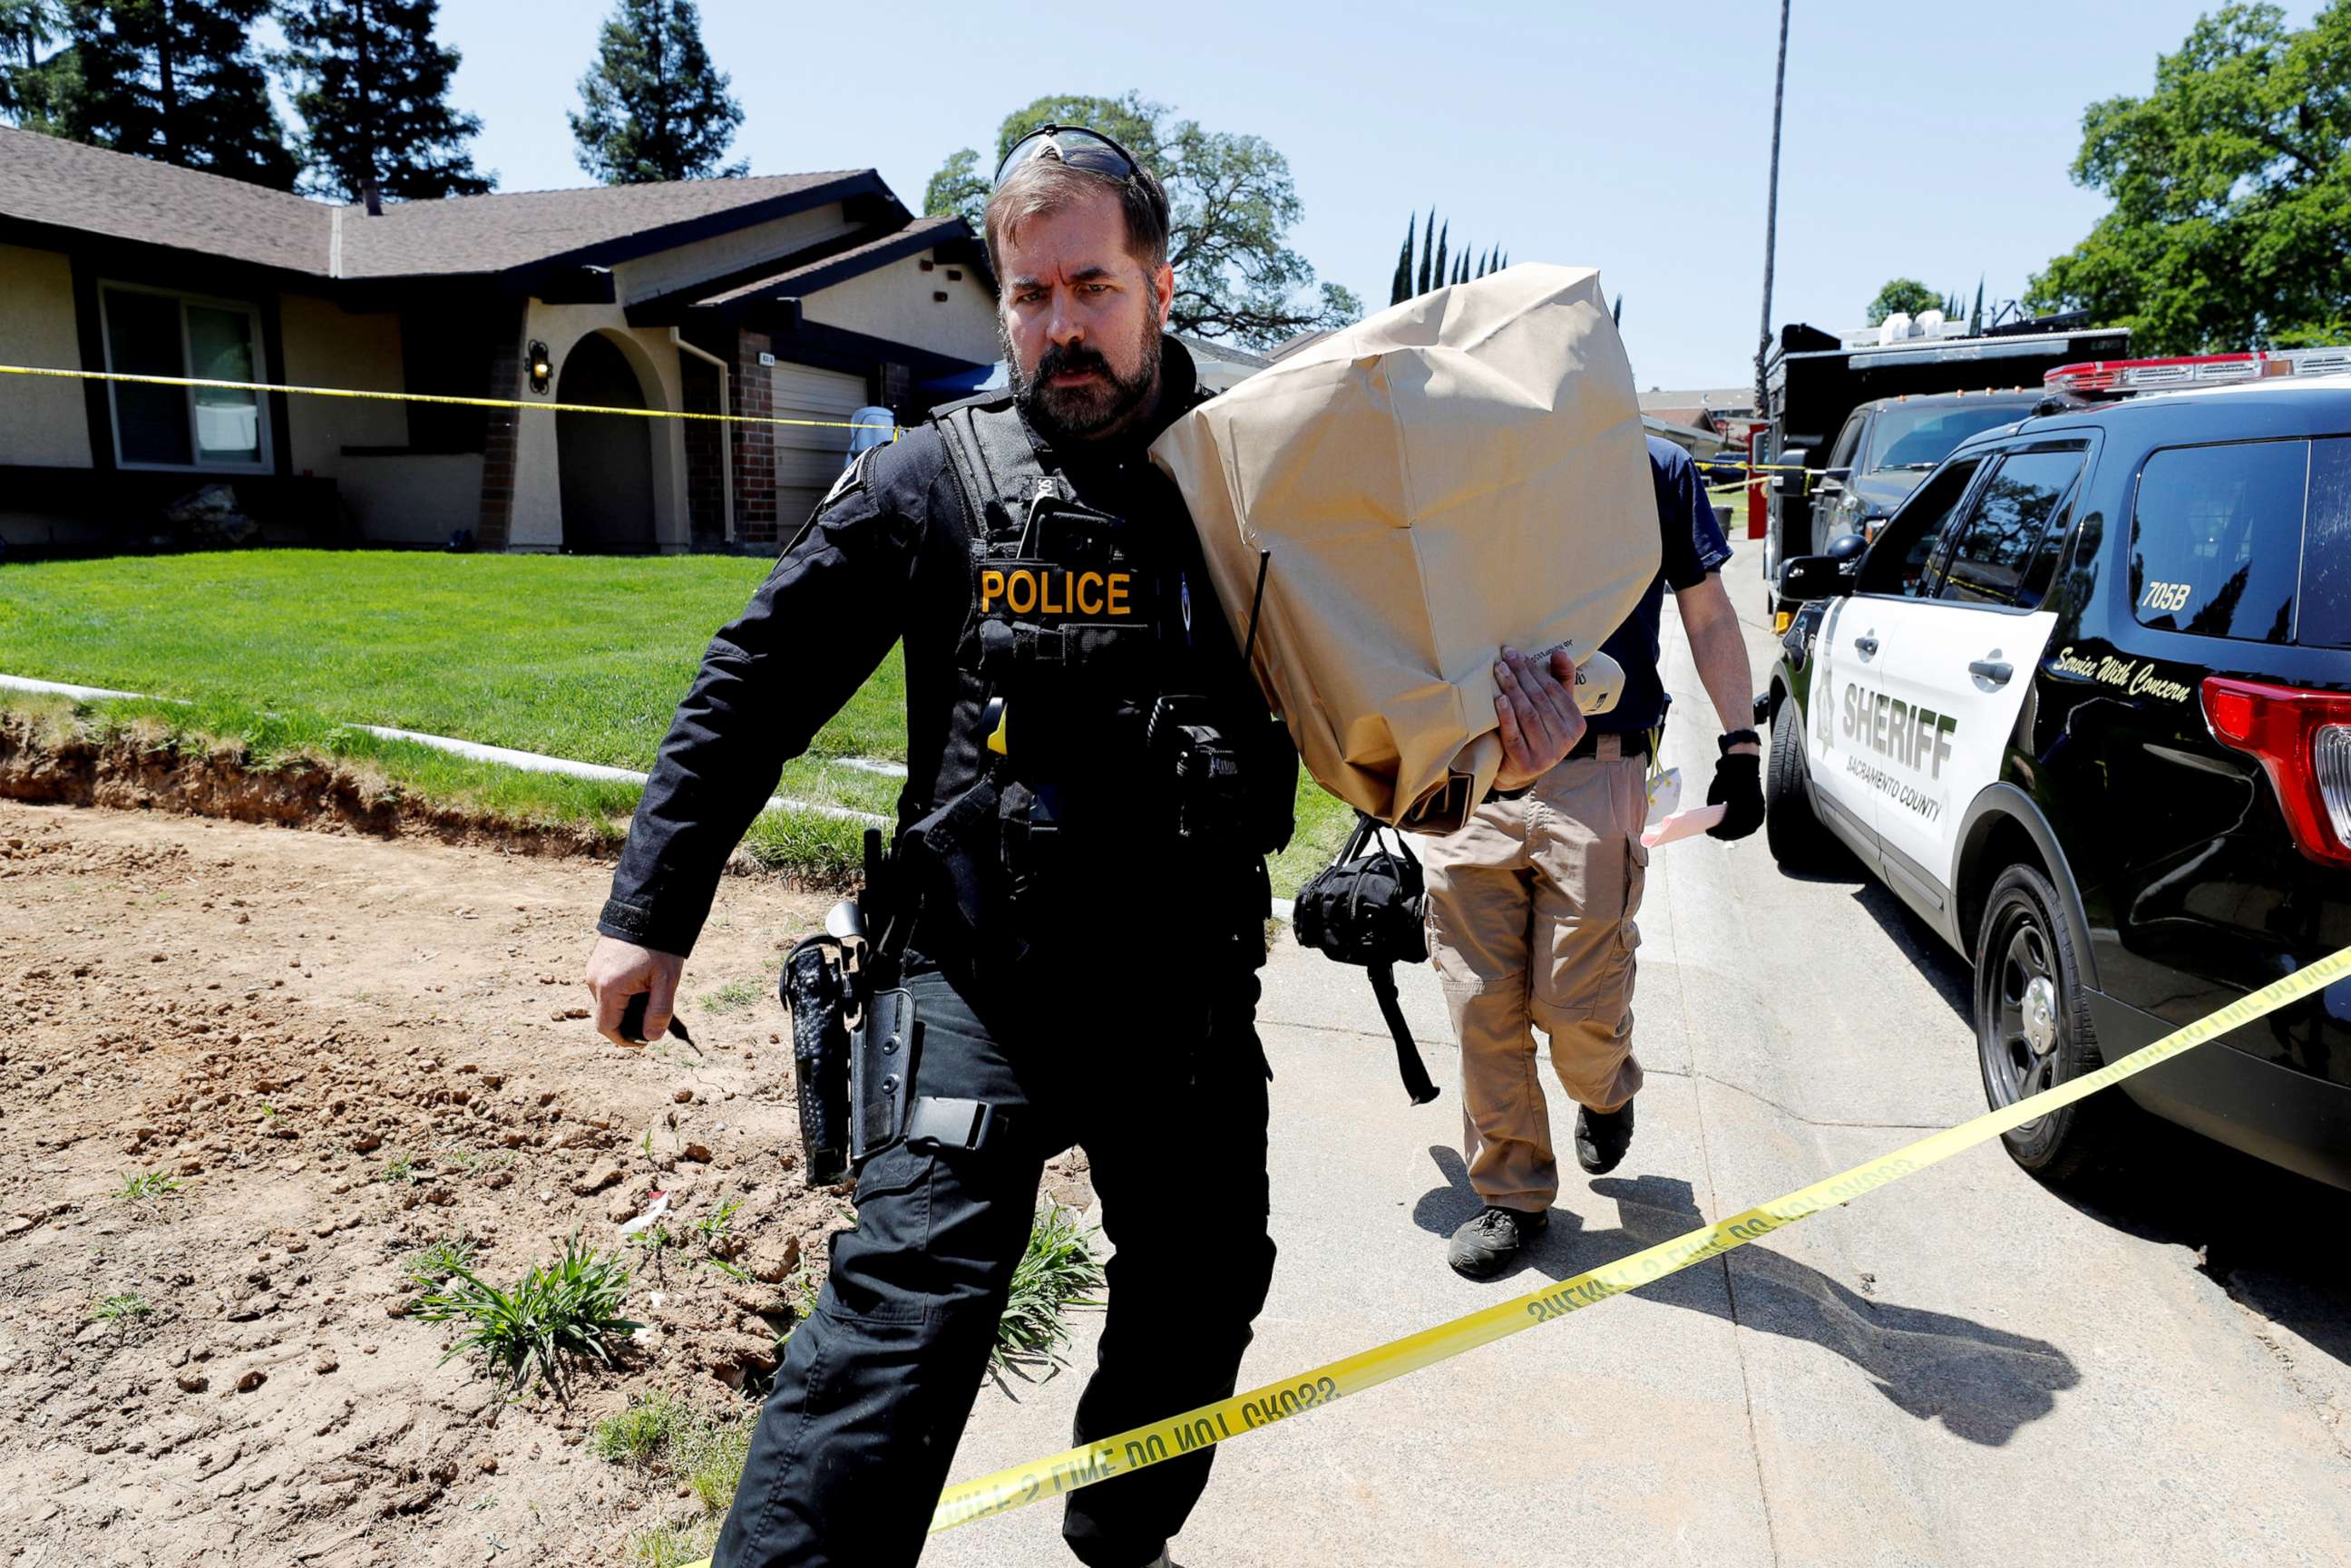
left=2301, top=436, right=2351, bottom=649
left=1854, top=456, right=1982, bottom=597
left=2130, top=440, right=2307, bottom=644
left=1936, top=447, right=2087, bottom=609
left=1826, top=414, right=1867, bottom=475
left=1864, top=403, right=2034, bottom=473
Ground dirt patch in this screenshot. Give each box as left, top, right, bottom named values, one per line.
left=0, top=798, right=1057, bottom=1564
left=0, top=710, right=620, bottom=863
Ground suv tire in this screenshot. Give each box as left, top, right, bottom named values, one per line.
left=1972, top=862, right=2133, bottom=1183
left=1764, top=696, right=1838, bottom=871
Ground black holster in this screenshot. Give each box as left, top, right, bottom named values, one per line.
left=781, top=936, right=854, bottom=1185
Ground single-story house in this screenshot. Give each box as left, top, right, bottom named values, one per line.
left=0, top=125, right=1001, bottom=554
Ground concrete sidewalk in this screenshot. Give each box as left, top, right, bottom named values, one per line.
left=917, top=544, right=2351, bottom=1567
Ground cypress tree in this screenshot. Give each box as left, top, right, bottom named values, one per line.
left=1612, top=293, right=1623, bottom=326
left=1416, top=209, right=1435, bottom=296
left=1390, top=212, right=1415, bottom=305
left=282, top=0, right=490, bottom=205
left=1431, top=221, right=1448, bottom=288
left=1970, top=277, right=1985, bottom=336
left=50, top=0, right=296, bottom=187
left=570, top=0, right=744, bottom=184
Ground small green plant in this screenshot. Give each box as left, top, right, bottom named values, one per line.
left=412, top=1235, right=639, bottom=1399
left=90, top=1292, right=153, bottom=1324
left=590, top=1390, right=701, bottom=1466
left=992, top=1205, right=1106, bottom=1374
left=692, top=1198, right=742, bottom=1249
left=258, top=1102, right=280, bottom=1123
left=116, top=1171, right=181, bottom=1204
left=598, top=1393, right=751, bottom=1568
left=383, top=1152, right=418, bottom=1184
left=626, top=1522, right=721, bottom=1568
left=404, top=1233, right=479, bottom=1290
left=698, top=977, right=761, bottom=1016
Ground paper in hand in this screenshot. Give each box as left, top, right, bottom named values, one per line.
left=1641, top=803, right=1727, bottom=849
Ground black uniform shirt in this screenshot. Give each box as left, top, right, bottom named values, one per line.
left=598, top=337, right=1268, bottom=959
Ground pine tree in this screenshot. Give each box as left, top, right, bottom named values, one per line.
left=1416, top=209, right=1435, bottom=296
left=281, top=0, right=490, bottom=205
left=570, top=0, right=743, bottom=184
left=0, top=0, right=73, bottom=131
left=47, top=0, right=296, bottom=187
left=1390, top=212, right=1415, bottom=306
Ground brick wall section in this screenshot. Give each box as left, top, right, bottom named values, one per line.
left=730, top=328, right=777, bottom=546
left=475, top=303, right=527, bottom=550
left=680, top=356, right=725, bottom=547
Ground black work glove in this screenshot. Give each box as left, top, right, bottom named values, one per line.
left=1706, top=752, right=1764, bottom=841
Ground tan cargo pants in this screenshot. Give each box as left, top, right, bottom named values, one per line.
left=1421, top=738, right=1649, bottom=1213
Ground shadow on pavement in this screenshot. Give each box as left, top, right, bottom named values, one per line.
left=1413, top=1148, right=2078, bottom=1446
left=2044, top=1120, right=2351, bottom=1369
left=1831, top=879, right=2351, bottom=1358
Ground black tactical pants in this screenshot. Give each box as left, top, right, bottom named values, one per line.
left=715, top=945, right=1277, bottom=1568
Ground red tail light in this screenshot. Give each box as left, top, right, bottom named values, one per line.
left=2200, top=677, right=2351, bottom=868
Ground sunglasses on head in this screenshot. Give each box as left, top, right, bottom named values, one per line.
left=992, top=124, right=1168, bottom=224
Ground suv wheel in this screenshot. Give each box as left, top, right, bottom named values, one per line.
left=1764, top=695, right=1838, bottom=870
left=1973, top=863, right=2132, bottom=1183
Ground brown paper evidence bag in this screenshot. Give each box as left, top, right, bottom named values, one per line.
left=1151, top=264, right=1663, bottom=833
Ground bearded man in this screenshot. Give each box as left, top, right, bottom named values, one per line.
left=582, top=125, right=1591, bottom=1568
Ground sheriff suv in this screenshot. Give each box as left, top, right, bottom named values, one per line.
left=1761, top=373, right=2351, bottom=1190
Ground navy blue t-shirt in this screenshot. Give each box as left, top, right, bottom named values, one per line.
left=1591, top=436, right=1735, bottom=734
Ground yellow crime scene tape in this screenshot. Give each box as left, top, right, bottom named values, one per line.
left=0, top=363, right=902, bottom=434
left=919, top=941, right=2351, bottom=1537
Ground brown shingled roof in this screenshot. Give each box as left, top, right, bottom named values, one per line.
left=0, top=125, right=871, bottom=281
left=0, top=125, right=329, bottom=274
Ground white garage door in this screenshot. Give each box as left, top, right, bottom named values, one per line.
left=771, top=362, right=869, bottom=531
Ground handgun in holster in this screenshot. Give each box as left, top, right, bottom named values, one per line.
left=777, top=826, right=1004, bottom=1190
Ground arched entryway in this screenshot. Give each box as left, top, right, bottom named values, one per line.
left=556, top=333, right=656, bottom=553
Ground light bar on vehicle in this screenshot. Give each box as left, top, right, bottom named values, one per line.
left=2047, top=346, right=2351, bottom=397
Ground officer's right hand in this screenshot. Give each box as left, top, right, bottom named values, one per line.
left=586, top=936, right=684, bottom=1049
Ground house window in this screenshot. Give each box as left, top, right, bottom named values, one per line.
left=99, top=284, right=271, bottom=472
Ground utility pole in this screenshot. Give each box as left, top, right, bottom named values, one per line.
left=1753, top=0, right=1791, bottom=420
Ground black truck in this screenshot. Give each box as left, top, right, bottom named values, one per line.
left=1759, top=314, right=2129, bottom=617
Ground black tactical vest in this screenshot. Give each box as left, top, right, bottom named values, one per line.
left=896, top=389, right=1294, bottom=968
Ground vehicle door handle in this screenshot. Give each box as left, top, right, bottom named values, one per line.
left=1968, top=658, right=2014, bottom=687
left=1854, top=636, right=1879, bottom=657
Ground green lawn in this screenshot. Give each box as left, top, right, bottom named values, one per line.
left=0, top=550, right=1353, bottom=894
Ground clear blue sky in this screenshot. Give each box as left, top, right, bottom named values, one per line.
left=435, top=0, right=2310, bottom=391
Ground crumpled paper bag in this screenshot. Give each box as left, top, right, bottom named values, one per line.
left=1152, top=263, right=1660, bottom=830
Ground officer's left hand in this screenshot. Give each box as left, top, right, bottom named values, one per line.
left=1492, top=645, right=1587, bottom=791
left=1706, top=746, right=1766, bottom=840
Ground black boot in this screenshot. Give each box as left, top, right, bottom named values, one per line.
left=1574, top=1099, right=1635, bottom=1174
left=1446, top=1204, right=1549, bottom=1280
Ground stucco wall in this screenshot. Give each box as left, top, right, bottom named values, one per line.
left=0, top=242, right=93, bottom=469
left=506, top=302, right=689, bottom=553
left=612, top=204, right=857, bottom=307
left=277, top=293, right=406, bottom=473
left=802, top=254, right=999, bottom=366
left=337, top=453, right=483, bottom=545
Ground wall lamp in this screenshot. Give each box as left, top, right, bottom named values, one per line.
left=527, top=340, right=552, bottom=394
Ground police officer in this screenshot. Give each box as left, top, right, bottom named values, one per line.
left=581, top=125, right=1593, bottom=1568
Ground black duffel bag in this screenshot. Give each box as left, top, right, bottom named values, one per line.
left=1292, top=813, right=1440, bottom=1104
